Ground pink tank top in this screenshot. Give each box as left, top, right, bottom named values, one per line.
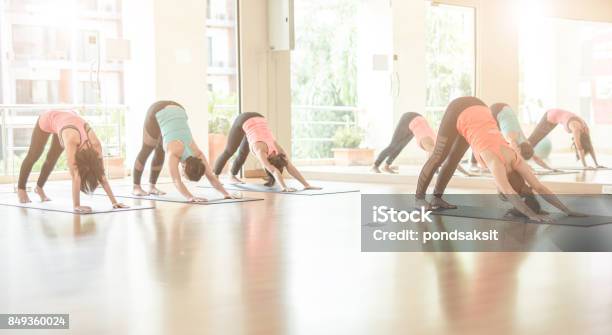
left=408, top=116, right=436, bottom=150
left=242, top=117, right=279, bottom=156
left=457, top=105, right=520, bottom=169
left=546, top=109, right=586, bottom=133
left=38, top=110, right=90, bottom=147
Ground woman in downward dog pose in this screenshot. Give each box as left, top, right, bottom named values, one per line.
left=213, top=112, right=319, bottom=192
left=132, top=101, right=234, bottom=202
left=17, top=110, right=127, bottom=213
left=527, top=108, right=604, bottom=169
left=372, top=112, right=472, bottom=176
left=414, top=97, right=584, bottom=223
left=489, top=103, right=555, bottom=171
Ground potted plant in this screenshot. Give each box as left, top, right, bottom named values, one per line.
left=331, top=126, right=374, bottom=166
left=208, top=93, right=237, bottom=172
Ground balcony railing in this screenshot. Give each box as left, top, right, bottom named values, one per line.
left=290, top=105, right=448, bottom=161
left=291, top=105, right=359, bottom=160
left=0, top=104, right=127, bottom=176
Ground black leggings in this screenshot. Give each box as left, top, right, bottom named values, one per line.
left=18, top=120, right=64, bottom=190
left=213, top=112, right=264, bottom=176
left=374, top=112, right=419, bottom=168
left=133, top=101, right=183, bottom=185
left=416, top=97, right=486, bottom=198
left=527, top=112, right=560, bottom=148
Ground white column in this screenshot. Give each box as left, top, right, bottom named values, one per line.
left=239, top=0, right=275, bottom=174
left=391, top=0, right=426, bottom=120
left=152, top=0, right=209, bottom=151
left=122, top=0, right=156, bottom=164
left=477, top=0, right=519, bottom=109
left=357, top=0, right=393, bottom=151
left=267, top=51, right=292, bottom=157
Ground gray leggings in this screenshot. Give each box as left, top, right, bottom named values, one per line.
left=213, top=112, right=266, bottom=176
left=374, top=112, right=418, bottom=168
left=133, top=100, right=183, bottom=185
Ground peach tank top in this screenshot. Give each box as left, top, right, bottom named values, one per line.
left=546, top=109, right=586, bottom=133
left=408, top=116, right=436, bottom=149
left=242, top=117, right=279, bottom=156
left=38, top=110, right=89, bottom=147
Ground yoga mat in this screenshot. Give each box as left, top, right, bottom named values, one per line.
left=198, top=183, right=360, bottom=196
left=431, top=205, right=612, bottom=227
left=0, top=194, right=153, bottom=214
left=466, top=170, right=578, bottom=177
left=533, top=170, right=580, bottom=176
left=553, top=167, right=612, bottom=171
left=95, top=186, right=262, bottom=204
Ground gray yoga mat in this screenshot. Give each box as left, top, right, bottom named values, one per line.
left=95, top=186, right=262, bottom=204
left=0, top=194, right=154, bottom=214
left=431, top=205, right=612, bottom=227
left=533, top=170, right=580, bottom=176
left=553, top=167, right=612, bottom=171
left=198, top=183, right=360, bottom=196
left=467, top=170, right=578, bottom=177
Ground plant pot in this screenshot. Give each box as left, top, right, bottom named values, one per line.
left=332, top=148, right=375, bottom=166
left=208, top=133, right=228, bottom=173
left=105, top=156, right=125, bottom=179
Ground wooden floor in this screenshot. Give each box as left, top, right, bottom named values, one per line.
left=1, top=180, right=612, bottom=335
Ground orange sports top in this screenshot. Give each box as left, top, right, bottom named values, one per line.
left=457, top=105, right=520, bottom=169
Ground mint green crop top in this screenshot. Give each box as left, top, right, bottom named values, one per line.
left=496, top=106, right=527, bottom=143
left=156, top=106, right=194, bottom=161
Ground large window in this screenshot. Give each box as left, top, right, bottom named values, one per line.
left=206, top=0, right=239, bottom=138
left=12, top=25, right=71, bottom=61
left=291, top=0, right=392, bottom=162
left=0, top=0, right=126, bottom=176
left=425, top=3, right=476, bottom=124
left=519, top=17, right=612, bottom=156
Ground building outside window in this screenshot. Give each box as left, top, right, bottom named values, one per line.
left=0, top=0, right=126, bottom=175
left=206, top=0, right=239, bottom=139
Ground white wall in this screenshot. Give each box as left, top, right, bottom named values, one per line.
left=539, top=0, right=612, bottom=23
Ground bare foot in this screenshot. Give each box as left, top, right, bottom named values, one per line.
left=132, top=185, right=149, bottom=196
left=229, top=175, right=244, bottom=184
left=148, top=185, right=166, bottom=196
left=389, top=165, right=399, bottom=171
left=17, top=189, right=31, bottom=203
left=371, top=165, right=382, bottom=173
left=414, top=197, right=431, bottom=211
left=382, top=165, right=398, bottom=174
left=34, top=186, right=51, bottom=202
left=430, top=197, right=457, bottom=209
